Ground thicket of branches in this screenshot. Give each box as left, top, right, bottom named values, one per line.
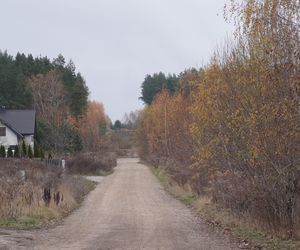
left=138, top=0, right=300, bottom=238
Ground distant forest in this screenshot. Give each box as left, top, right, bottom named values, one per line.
left=0, top=52, right=88, bottom=116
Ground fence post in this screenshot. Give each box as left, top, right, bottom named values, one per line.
left=61, top=159, right=65, bottom=172
left=20, top=170, right=26, bottom=182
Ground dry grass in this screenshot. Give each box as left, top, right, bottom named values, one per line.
left=150, top=165, right=300, bottom=250
left=66, top=152, right=116, bottom=175
left=0, top=159, right=96, bottom=228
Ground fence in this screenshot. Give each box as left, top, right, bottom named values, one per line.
left=41, top=158, right=66, bottom=171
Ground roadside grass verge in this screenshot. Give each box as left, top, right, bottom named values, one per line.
left=0, top=177, right=96, bottom=229
left=0, top=176, right=96, bottom=229
left=150, top=165, right=300, bottom=250
left=0, top=209, right=58, bottom=228
left=0, top=159, right=98, bottom=229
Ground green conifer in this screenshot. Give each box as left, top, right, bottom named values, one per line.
left=0, top=146, right=5, bottom=157
left=22, top=140, right=27, bottom=157
left=27, top=145, right=33, bottom=158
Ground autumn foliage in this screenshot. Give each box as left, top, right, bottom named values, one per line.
left=77, top=101, right=108, bottom=152
left=138, top=0, right=300, bottom=238
left=29, top=71, right=110, bottom=154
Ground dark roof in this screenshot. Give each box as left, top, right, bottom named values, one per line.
left=0, top=109, right=36, bottom=135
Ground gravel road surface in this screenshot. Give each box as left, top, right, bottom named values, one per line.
left=0, top=158, right=239, bottom=250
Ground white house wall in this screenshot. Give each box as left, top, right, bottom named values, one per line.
left=0, top=122, right=18, bottom=147
left=24, top=135, right=34, bottom=149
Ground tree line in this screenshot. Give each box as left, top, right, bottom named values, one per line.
left=138, top=0, right=300, bottom=238
left=0, top=52, right=109, bottom=154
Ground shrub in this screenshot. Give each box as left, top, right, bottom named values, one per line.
left=66, top=152, right=117, bottom=175
left=0, top=145, right=6, bottom=158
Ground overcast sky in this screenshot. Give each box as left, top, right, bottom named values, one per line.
left=0, top=0, right=234, bottom=121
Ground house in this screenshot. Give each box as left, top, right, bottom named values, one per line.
left=0, top=109, right=36, bottom=149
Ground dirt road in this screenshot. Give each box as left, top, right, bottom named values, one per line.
left=0, top=158, right=239, bottom=250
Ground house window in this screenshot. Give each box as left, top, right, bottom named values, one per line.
left=0, top=127, right=6, bottom=136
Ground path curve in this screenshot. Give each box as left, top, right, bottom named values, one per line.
left=0, top=158, right=239, bottom=250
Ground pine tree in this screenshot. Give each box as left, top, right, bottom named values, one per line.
left=27, top=145, right=33, bottom=158
left=34, top=145, right=39, bottom=158
left=7, top=147, right=13, bottom=157
left=40, top=148, right=45, bottom=159
left=14, top=145, right=20, bottom=158
left=22, top=140, right=27, bottom=157
left=0, top=146, right=5, bottom=157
